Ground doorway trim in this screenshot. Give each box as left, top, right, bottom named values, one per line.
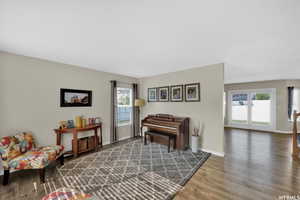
left=227, top=88, right=276, bottom=131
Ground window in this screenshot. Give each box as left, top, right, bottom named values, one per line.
left=117, top=87, right=132, bottom=126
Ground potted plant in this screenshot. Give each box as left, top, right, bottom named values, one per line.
left=191, top=126, right=200, bottom=153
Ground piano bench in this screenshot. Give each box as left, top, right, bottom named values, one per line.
left=144, top=131, right=176, bottom=153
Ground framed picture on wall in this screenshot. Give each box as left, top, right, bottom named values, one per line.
left=185, top=83, right=200, bottom=102
left=158, top=86, right=169, bottom=102
left=60, top=88, right=92, bottom=107
left=170, top=85, right=183, bottom=102
left=148, top=88, right=158, bottom=102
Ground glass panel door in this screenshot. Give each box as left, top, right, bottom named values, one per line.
left=231, top=93, right=249, bottom=124
left=228, top=89, right=276, bottom=130
left=250, top=92, right=271, bottom=126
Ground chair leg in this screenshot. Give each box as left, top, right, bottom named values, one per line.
left=39, top=168, right=45, bottom=183
left=60, top=155, right=64, bottom=166
left=3, top=169, right=9, bottom=185
left=144, top=134, right=147, bottom=145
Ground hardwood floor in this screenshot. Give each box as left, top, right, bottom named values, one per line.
left=175, top=128, right=300, bottom=200
left=1, top=129, right=299, bottom=200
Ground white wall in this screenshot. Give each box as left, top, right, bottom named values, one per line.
left=0, top=52, right=137, bottom=151
left=139, top=63, right=225, bottom=156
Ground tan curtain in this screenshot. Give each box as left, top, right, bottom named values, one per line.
left=110, top=80, right=117, bottom=143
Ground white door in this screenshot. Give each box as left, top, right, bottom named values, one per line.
left=228, top=89, right=276, bottom=130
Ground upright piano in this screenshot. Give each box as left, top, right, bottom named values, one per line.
left=141, top=114, right=189, bottom=150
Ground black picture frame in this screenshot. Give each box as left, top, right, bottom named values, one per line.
left=148, top=87, right=158, bottom=102
left=170, top=85, right=184, bottom=102
left=185, top=83, right=200, bottom=102
left=158, top=86, right=169, bottom=102
left=60, top=88, right=92, bottom=107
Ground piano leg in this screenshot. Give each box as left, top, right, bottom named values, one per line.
left=173, top=137, right=176, bottom=150
left=144, top=134, right=147, bottom=145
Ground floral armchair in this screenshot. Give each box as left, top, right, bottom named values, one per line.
left=0, top=132, right=64, bottom=185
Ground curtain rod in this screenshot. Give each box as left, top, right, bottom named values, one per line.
left=110, top=80, right=138, bottom=85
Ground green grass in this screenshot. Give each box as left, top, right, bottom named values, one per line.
left=252, top=121, right=270, bottom=125
left=232, top=120, right=247, bottom=123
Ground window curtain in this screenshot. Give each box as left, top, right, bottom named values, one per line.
left=288, top=86, right=294, bottom=120
left=110, top=80, right=118, bottom=143
left=132, top=83, right=139, bottom=137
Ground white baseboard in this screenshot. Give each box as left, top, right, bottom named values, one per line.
left=224, top=125, right=292, bottom=134
left=118, top=136, right=132, bottom=141
left=102, top=136, right=133, bottom=146
left=200, top=148, right=225, bottom=157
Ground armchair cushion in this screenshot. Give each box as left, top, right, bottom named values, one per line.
left=8, top=145, right=64, bottom=170
left=0, top=133, right=35, bottom=169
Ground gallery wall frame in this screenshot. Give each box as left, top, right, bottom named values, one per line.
left=158, top=86, right=169, bottom=102
left=148, top=87, right=158, bottom=102
left=184, top=83, right=200, bottom=102
left=170, top=85, right=184, bottom=102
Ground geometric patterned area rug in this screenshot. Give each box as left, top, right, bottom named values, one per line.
left=37, top=139, right=210, bottom=200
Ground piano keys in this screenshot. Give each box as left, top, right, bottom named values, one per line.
left=141, top=114, right=189, bottom=150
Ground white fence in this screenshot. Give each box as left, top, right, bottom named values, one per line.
left=232, top=100, right=271, bottom=123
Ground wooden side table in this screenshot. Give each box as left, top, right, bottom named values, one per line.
left=54, top=124, right=102, bottom=157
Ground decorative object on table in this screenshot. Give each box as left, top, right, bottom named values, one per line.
left=0, top=132, right=64, bottom=185
left=81, top=118, right=87, bottom=128
left=88, top=117, right=95, bottom=125
left=59, top=121, right=68, bottom=129
left=185, top=83, right=200, bottom=102
left=94, top=117, right=101, bottom=124
left=75, top=116, right=82, bottom=128
left=158, top=86, right=169, bottom=102
left=170, top=85, right=184, bottom=102
left=60, top=88, right=92, bottom=107
left=148, top=88, right=158, bottom=102
left=67, top=120, right=75, bottom=128
left=191, top=124, right=201, bottom=153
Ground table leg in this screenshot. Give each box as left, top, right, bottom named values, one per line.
left=73, top=131, right=78, bottom=157
left=56, top=133, right=61, bottom=145
left=94, top=128, right=99, bottom=151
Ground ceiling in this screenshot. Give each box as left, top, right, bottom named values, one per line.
left=0, top=0, right=299, bottom=83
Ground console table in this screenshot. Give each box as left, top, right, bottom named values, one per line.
left=54, top=124, right=102, bottom=157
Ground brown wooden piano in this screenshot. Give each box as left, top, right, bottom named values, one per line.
left=141, top=114, right=189, bottom=150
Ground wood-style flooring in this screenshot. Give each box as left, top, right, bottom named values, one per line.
left=175, top=128, right=300, bottom=200
left=1, top=129, right=299, bottom=200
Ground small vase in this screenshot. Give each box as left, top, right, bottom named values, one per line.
left=191, top=136, right=199, bottom=153
left=75, top=116, right=82, bottom=128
